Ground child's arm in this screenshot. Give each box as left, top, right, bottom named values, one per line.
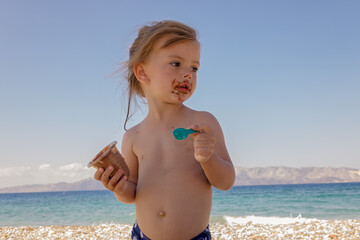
left=190, top=113, right=235, bottom=191
left=94, top=130, right=138, bottom=203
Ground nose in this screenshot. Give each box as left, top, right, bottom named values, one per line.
left=182, top=68, right=193, bottom=80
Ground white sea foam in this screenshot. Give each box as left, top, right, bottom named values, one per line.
left=224, top=214, right=319, bottom=225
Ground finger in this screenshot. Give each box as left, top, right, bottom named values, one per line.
left=192, top=124, right=212, bottom=132
left=195, top=147, right=214, bottom=155
left=114, top=175, right=128, bottom=193
left=187, top=124, right=201, bottom=138
left=100, top=166, right=114, bottom=183
left=94, top=168, right=104, bottom=181
left=194, top=136, right=216, bottom=146
left=189, top=124, right=200, bottom=131
left=194, top=148, right=214, bottom=163
left=108, top=169, right=124, bottom=189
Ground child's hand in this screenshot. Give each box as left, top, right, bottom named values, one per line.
left=94, top=166, right=128, bottom=194
left=189, top=124, right=216, bottom=163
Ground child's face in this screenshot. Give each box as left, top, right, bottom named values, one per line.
left=143, top=37, right=200, bottom=104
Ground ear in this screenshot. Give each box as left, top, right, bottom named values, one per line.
left=133, top=63, right=150, bottom=83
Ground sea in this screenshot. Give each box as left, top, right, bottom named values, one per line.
left=0, top=182, right=359, bottom=227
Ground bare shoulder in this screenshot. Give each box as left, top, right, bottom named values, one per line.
left=194, top=110, right=223, bottom=135
left=195, top=110, right=218, bottom=122
left=122, top=124, right=139, bottom=144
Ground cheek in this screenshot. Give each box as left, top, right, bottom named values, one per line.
left=191, top=79, right=197, bottom=93
left=162, top=66, right=177, bottom=76
left=171, top=79, right=179, bottom=95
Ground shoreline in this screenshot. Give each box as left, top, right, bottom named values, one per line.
left=1, top=220, right=359, bottom=239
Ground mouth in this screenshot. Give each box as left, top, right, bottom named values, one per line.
left=174, top=81, right=191, bottom=94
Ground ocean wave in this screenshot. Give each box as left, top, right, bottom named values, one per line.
left=224, top=214, right=320, bottom=225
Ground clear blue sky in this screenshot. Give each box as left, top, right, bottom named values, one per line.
left=1, top=0, right=359, bottom=188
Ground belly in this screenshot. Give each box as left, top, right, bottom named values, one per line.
left=134, top=159, right=212, bottom=239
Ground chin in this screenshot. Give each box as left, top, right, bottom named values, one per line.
left=168, top=92, right=191, bottom=103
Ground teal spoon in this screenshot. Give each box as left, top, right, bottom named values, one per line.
left=173, top=128, right=199, bottom=140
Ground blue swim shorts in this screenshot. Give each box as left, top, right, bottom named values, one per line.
left=131, top=221, right=211, bottom=240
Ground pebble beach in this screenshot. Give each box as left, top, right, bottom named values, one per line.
left=1, top=220, right=359, bottom=240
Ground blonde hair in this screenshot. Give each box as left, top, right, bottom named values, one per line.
left=122, top=20, right=198, bottom=130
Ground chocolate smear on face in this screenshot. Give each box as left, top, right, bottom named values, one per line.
left=171, top=79, right=192, bottom=101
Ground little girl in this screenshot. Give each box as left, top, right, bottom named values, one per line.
left=94, top=20, right=235, bottom=240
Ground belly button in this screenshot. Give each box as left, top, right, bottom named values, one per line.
left=158, top=210, right=166, bottom=217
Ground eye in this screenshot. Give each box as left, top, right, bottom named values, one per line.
left=191, top=66, right=198, bottom=72
left=170, top=61, right=180, bottom=67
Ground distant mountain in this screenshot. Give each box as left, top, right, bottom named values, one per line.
left=234, top=167, right=360, bottom=185
left=0, top=167, right=359, bottom=193
left=0, top=178, right=105, bottom=193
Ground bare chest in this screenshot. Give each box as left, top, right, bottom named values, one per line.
left=133, top=127, right=197, bottom=172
